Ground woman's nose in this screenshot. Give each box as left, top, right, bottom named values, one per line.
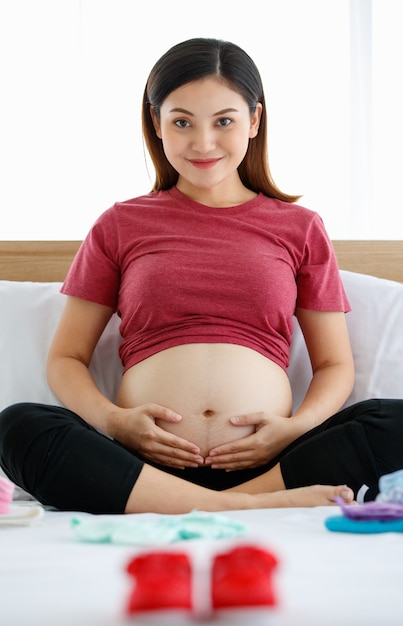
left=191, top=127, right=216, bottom=153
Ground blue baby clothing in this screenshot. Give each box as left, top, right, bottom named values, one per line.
left=71, top=510, right=249, bottom=546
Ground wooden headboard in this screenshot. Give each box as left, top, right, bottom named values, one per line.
left=0, top=240, right=403, bottom=283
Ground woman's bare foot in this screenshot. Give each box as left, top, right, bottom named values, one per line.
left=255, top=484, right=355, bottom=509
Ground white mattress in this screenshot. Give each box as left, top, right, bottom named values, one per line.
left=1, top=503, right=402, bottom=626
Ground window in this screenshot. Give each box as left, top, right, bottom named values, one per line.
left=0, top=0, right=401, bottom=239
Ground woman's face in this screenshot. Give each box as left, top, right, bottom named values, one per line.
left=151, top=76, right=261, bottom=202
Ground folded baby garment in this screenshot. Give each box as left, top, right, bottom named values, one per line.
left=71, top=510, right=249, bottom=546
left=325, top=516, right=403, bottom=534
left=0, top=476, right=14, bottom=513
left=376, top=468, right=403, bottom=504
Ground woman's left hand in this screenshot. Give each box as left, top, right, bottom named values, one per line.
left=204, top=412, right=301, bottom=470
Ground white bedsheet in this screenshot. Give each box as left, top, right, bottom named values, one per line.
left=1, top=504, right=402, bottom=626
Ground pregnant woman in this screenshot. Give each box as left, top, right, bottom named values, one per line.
left=2, top=38, right=403, bottom=513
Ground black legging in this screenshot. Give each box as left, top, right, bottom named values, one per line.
left=1, top=399, right=403, bottom=513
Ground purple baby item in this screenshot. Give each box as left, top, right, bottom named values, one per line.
left=334, top=496, right=403, bottom=521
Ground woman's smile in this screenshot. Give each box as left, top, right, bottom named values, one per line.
left=188, top=157, right=223, bottom=169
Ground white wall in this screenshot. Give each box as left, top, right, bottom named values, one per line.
left=0, top=0, right=401, bottom=240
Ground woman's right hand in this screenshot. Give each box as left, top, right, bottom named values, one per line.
left=111, top=404, right=204, bottom=468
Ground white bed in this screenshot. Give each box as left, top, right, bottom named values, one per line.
left=1, top=240, right=403, bottom=626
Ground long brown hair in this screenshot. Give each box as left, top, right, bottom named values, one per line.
left=142, top=38, right=300, bottom=203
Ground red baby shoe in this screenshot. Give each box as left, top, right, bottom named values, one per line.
left=126, top=551, right=192, bottom=613
left=212, top=545, right=278, bottom=609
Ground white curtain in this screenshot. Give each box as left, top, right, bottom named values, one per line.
left=0, top=0, right=401, bottom=239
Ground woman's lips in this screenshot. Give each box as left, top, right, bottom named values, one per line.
left=188, top=158, right=222, bottom=169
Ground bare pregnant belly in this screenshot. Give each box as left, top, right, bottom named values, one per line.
left=117, top=344, right=293, bottom=458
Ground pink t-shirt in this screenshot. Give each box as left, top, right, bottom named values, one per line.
left=62, top=187, right=350, bottom=372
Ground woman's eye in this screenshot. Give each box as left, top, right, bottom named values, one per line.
left=217, top=117, right=232, bottom=127
left=174, top=119, right=190, bottom=128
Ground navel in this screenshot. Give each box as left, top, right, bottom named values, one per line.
left=202, top=409, right=216, bottom=418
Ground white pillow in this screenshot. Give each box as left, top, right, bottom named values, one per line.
left=0, top=280, right=122, bottom=493
left=1, top=270, right=403, bottom=456
left=288, top=270, right=403, bottom=410
left=0, top=280, right=122, bottom=412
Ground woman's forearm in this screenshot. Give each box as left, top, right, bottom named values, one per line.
left=291, top=361, right=355, bottom=435
left=46, top=355, right=121, bottom=436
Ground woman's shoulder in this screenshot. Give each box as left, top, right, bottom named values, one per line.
left=89, top=190, right=172, bottom=231
left=114, top=189, right=171, bottom=211
left=258, top=194, right=317, bottom=217
left=256, top=195, right=324, bottom=235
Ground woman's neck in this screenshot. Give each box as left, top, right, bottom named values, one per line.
left=175, top=178, right=257, bottom=208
